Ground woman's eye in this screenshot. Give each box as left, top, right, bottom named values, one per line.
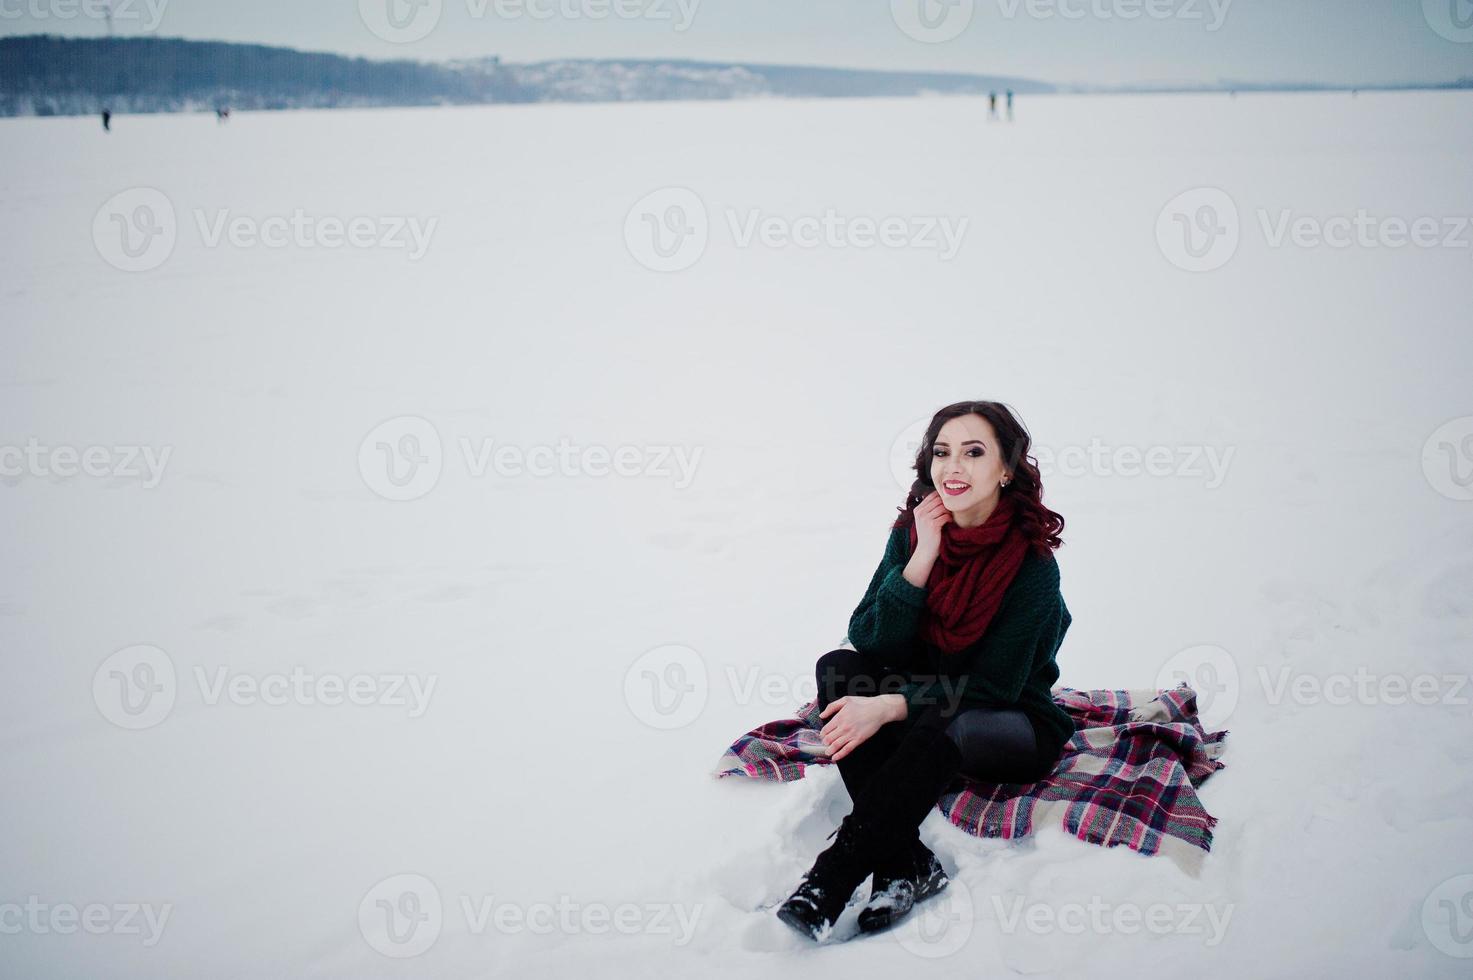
left=967, top=448, right=983, bottom=457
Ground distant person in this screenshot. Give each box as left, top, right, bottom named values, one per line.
left=216, top=107, right=231, bottom=124
left=988, top=91, right=998, bottom=120
left=101, top=109, right=111, bottom=132
left=1006, top=89, right=1014, bottom=121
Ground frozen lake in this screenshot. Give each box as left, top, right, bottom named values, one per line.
left=2, top=89, right=1472, bottom=977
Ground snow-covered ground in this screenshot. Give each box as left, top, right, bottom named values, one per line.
left=2, top=90, right=1471, bottom=978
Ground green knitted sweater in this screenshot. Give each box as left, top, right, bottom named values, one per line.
left=844, top=524, right=1075, bottom=759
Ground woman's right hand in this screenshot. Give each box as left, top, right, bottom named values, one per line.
left=912, top=490, right=951, bottom=558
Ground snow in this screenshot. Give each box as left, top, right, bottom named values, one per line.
left=1, top=89, right=1471, bottom=978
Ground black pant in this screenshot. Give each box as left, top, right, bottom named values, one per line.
left=815, top=647, right=1055, bottom=804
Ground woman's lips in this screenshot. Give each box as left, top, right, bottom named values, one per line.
left=941, top=482, right=970, bottom=496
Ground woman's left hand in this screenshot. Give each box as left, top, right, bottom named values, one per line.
left=817, top=695, right=899, bottom=762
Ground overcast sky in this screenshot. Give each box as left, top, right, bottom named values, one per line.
left=2, top=0, right=1471, bottom=87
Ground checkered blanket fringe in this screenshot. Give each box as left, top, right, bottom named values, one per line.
left=713, top=684, right=1229, bottom=876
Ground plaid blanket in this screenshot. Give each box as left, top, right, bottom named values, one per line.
left=713, top=684, right=1229, bottom=876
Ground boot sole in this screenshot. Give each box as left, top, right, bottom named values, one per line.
left=775, top=903, right=831, bottom=942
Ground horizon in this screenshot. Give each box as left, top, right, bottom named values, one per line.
left=4, top=31, right=1470, bottom=94
left=1, top=0, right=1470, bottom=89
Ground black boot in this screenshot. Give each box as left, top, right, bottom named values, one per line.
left=776, top=724, right=963, bottom=942
left=773, top=812, right=882, bottom=941
left=856, top=837, right=950, bottom=934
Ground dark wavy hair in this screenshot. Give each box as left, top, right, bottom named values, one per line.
left=892, top=400, right=1065, bottom=555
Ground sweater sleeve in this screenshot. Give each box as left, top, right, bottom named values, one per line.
left=897, top=553, right=1062, bottom=715
left=845, top=525, right=928, bottom=655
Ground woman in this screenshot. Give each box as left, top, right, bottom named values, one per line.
left=775, top=400, right=1073, bottom=941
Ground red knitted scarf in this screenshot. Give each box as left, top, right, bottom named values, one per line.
left=905, top=491, right=1030, bottom=654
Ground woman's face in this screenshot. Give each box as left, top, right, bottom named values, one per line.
left=928, top=414, right=1011, bottom=521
